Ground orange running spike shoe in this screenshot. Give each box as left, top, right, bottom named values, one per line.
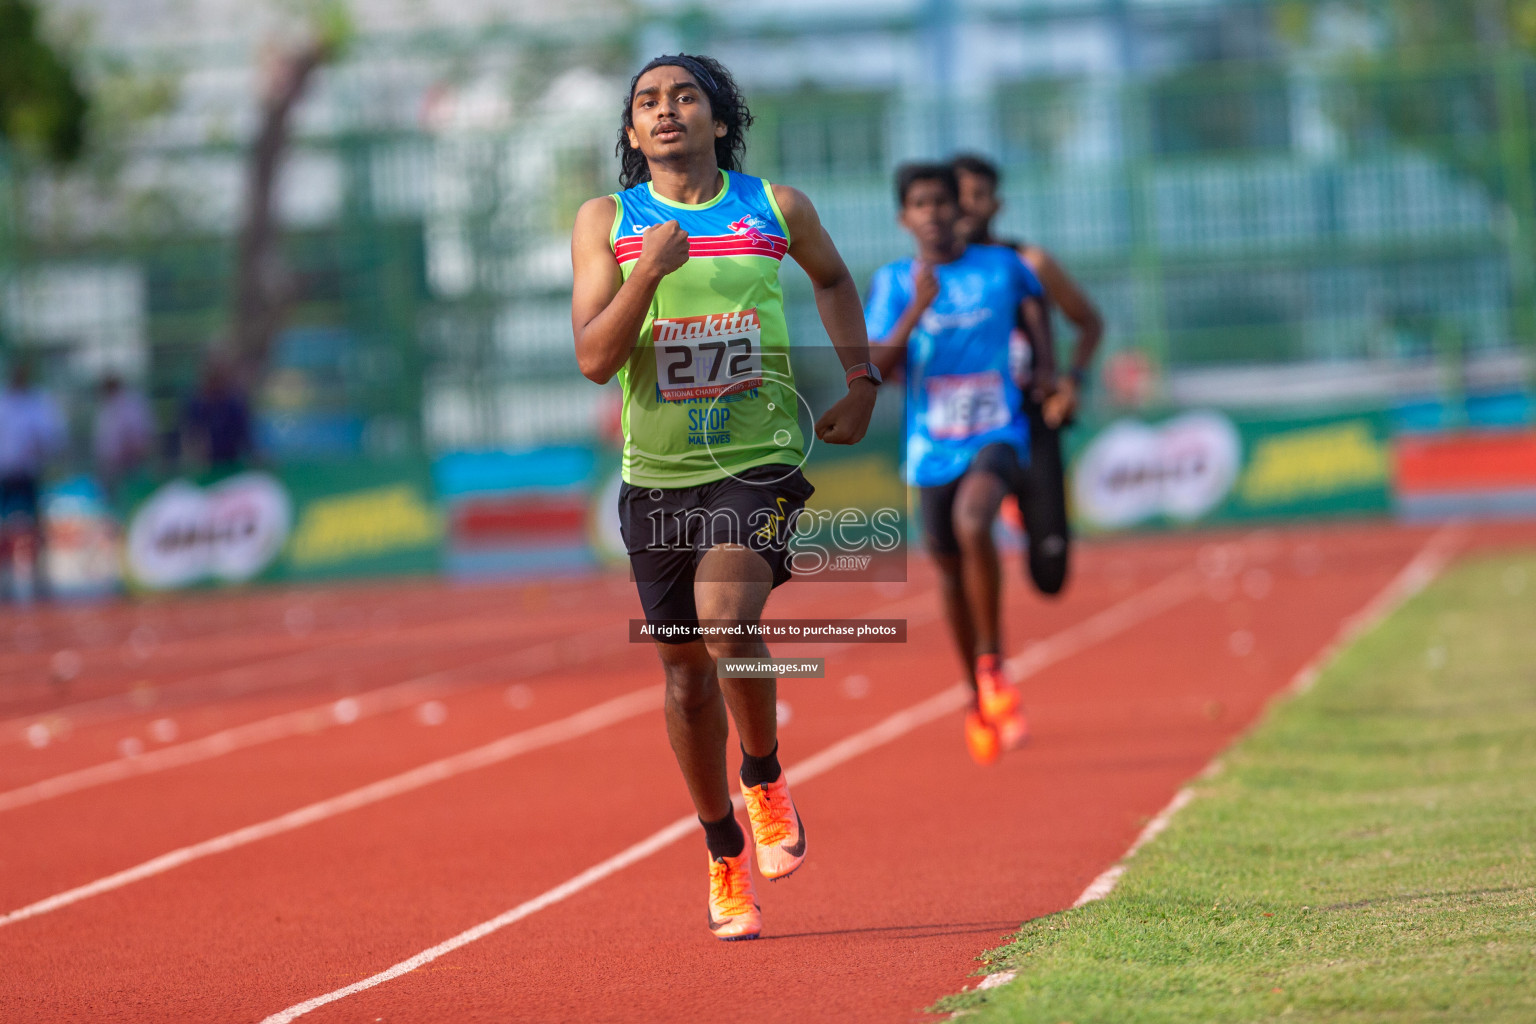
left=965, top=710, right=1000, bottom=765
left=996, top=707, right=1030, bottom=750
left=975, top=654, right=1021, bottom=724
left=740, top=774, right=806, bottom=880
left=707, top=850, right=762, bottom=941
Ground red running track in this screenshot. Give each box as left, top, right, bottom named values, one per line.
left=3, top=521, right=1533, bottom=1023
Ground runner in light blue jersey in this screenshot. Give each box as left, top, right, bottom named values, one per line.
left=867, top=162, right=1056, bottom=765
left=866, top=243, right=1042, bottom=488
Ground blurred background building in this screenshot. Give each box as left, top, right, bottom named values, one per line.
left=5, top=0, right=1533, bottom=457
left=2, top=0, right=1534, bottom=593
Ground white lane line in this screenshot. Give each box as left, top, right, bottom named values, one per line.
left=1070, top=524, right=1465, bottom=910
left=1002, top=568, right=1197, bottom=685
left=0, top=588, right=940, bottom=815
left=258, top=570, right=1200, bottom=1024
left=0, top=595, right=620, bottom=745
left=1070, top=789, right=1195, bottom=908
left=0, top=687, right=662, bottom=929
left=0, top=584, right=948, bottom=919
left=0, top=639, right=358, bottom=743
left=1, top=626, right=430, bottom=741
left=0, top=630, right=611, bottom=815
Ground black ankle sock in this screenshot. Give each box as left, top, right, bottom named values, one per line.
left=700, top=811, right=746, bottom=860
left=739, top=742, right=782, bottom=788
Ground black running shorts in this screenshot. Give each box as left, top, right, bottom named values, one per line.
left=918, top=442, right=1026, bottom=557
left=618, top=464, right=815, bottom=643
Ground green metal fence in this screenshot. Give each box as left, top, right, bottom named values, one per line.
left=3, top=36, right=1534, bottom=464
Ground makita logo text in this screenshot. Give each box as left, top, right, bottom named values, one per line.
left=652, top=310, right=760, bottom=343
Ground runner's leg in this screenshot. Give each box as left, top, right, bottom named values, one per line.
left=655, top=640, right=733, bottom=822
left=623, top=483, right=741, bottom=824
left=933, top=552, right=977, bottom=688
left=921, top=477, right=977, bottom=686
left=696, top=540, right=808, bottom=881
left=935, top=460, right=1018, bottom=764
left=951, top=467, right=1011, bottom=657
left=954, top=451, right=1030, bottom=750
left=1019, top=397, right=1071, bottom=596
left=695, top=543, right=776, bottom=758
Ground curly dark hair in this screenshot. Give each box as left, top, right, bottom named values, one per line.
left=617, top=54, right=753, bottom=190
left=895, top=162, right=959, bottom=206
left=951, top=153, right=1001, bottom=187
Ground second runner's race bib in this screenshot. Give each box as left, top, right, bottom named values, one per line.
left=925, top=370, right=1010, bottom=439
left=652, top=309, right=764, bottom=401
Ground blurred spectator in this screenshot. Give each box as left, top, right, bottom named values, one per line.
left=180, top=357, right=253, bottom=471
left=93, top=373, right=155, bottom=502
left=0, top=361, right=66, bottom=601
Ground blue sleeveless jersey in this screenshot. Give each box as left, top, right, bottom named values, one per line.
left=864, top=244, right=1044, bottom=487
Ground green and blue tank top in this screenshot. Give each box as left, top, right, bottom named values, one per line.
left=609, top=170, right=803, bottom=488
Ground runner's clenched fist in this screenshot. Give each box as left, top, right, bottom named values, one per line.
left=639, top=220, right=690, bottom=276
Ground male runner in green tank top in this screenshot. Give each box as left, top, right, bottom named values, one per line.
left=571, top=54, right=877, bottom=941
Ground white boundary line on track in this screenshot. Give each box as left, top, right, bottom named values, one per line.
left=257, top=569, right=1200, bottom=1024
left=0, top=687, right=662, bottom=929
left=0, top=589, right=943, bottom=816
left=0, top=600, right=559, bottom=744
left=1070, top=523, right=1465, bottom=911
left=0, top=639, right=356, bottom=740
left=0, top=629, right=611, bottom=814
left=0, top=589, right=947, bottom=920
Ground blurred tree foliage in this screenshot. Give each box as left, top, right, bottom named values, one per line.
left=1296, top=0, right=1536, bottom=345
left=1278, top=0, right=1534, bottom=136
left=1273, top=0, right=1536, bottom=209
left=232, top=0, right=356, bottom=377
left=0, top=0, right=89, bottom=163
left=1276, top=0, right=1536, bottom=53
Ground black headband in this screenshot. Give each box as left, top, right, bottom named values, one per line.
left=634, top=54, right=719, bottom=100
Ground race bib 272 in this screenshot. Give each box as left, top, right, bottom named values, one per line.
left=651, top=309, right=763, bottom=402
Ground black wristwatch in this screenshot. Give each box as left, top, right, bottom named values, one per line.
left=845, top=362, right=883, bottom=388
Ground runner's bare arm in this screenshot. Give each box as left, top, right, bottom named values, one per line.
left=774, top=184, right=875, bottom=445
left=571, top=196, right=689, bottom=384
left=869, top=262, right=939, bottom=378
left=1020, top=245, right=1096, bottom=427
left=1021, top=245, right=1102, bottom=376
left=775, top=185, right=869, bottom=373
left=1020, top=294, right=1057, bottom=403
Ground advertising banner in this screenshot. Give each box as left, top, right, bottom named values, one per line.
left=1071, top=408, right=1392, bottom=532
left=280, top=461, right=442, bottom=582
left=122, top=460, right=442, bottom=591
left=1394, top=430, right=1536, bottom=520
left=435, top=446, right=601, bottom=580
left=38, top=477, right=124, bottom=601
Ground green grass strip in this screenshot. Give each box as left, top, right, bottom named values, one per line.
left=935, top=552, right=1536, bottom=1023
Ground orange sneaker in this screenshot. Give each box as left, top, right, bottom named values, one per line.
left=975, top=654, right=1020, bottom=724
left=965, top=710, right=1000, bottom=765
left=707, top=851, right=762, bottom=941
left=996, top=707, right=1029, bottom=750
left=740, top=774, right=806, bottom=881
